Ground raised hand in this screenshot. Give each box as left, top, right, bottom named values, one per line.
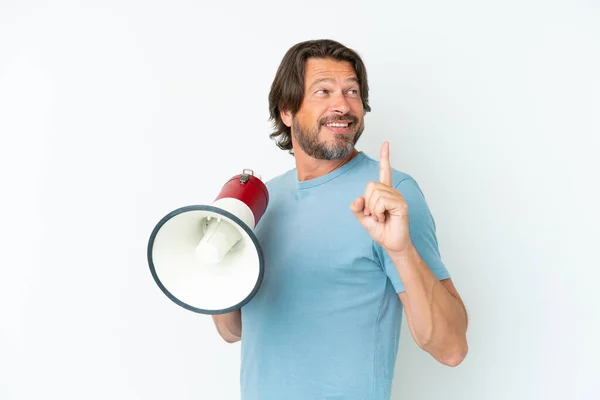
left=350, top=142, right=412, bottom=255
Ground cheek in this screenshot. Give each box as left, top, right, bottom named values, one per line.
left=299, top=109, right=323, bottom=128
left=297, top=101, right=337, bottom=127
left=350, top=101, right=364, bottom=117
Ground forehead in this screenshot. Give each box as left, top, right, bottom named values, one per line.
left=304, top=58, right=357, bottom=85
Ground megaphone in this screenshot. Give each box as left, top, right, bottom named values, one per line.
left=147, top=169, right=269, bottom=314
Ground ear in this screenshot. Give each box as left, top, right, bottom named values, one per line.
left=280, top=108, right=292, bottom=127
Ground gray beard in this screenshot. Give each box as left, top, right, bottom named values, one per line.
left=292, top=117, right=363, bottom=160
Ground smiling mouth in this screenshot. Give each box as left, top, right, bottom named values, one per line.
left=322, top=121, right=353, bottom=134
left=323, top=121, right=352, bottom=128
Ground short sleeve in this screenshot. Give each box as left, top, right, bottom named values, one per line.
left=373, top=177, right=451, bottom=293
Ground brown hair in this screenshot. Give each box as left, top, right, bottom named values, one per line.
left=268, top=39, right=371, bottom=153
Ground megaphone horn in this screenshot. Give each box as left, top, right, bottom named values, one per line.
left=147, top=169, right=269, bottom=314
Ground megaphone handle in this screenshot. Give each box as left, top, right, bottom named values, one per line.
left=240, top=169, right=254, bottom=184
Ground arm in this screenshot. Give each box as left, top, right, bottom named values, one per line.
left=212, top=309, right=242, bottom=343
left=392, top=247, right=468, bottom=366
left=350, top=142, right=468, bottom=367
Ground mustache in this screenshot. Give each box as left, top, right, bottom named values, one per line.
left=319, top=114, right=359, bottom=125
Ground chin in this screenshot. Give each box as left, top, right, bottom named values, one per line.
left=321, top=143, right=355, bottom=160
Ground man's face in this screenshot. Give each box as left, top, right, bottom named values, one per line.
left=283, top=58, right=365, bottom=160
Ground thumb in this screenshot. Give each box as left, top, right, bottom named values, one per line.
left=350, top=196, right=366, bottom=220
left=351, top=196, right=378, bottom=234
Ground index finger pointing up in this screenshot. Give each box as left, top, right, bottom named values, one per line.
left=379, top=141, right=392, bottom=186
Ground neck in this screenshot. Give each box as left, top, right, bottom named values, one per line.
left=293, top=147, right=359, bottom=181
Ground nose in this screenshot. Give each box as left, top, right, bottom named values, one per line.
left=329, top=91, right=351, bottom=115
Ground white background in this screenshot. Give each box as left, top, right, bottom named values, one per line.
left=1, top=1, right=599, bottom=399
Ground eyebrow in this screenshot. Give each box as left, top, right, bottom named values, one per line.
left=308, top=77, right=359, bottom=89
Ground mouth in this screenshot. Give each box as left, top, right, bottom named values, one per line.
left=322, top=120, right=353, bottom=135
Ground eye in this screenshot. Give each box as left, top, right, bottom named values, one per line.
left=316, top=89, right=329, bottom=95
left=347, top=89, right=359, bottom=95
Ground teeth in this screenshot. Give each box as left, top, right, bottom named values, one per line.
left=326, top=123, right=349, bottom=127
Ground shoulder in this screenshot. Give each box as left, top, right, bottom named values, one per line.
left=261, top=168, right=296, bottom=200
left=263, top=169, right=294, bottom=188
